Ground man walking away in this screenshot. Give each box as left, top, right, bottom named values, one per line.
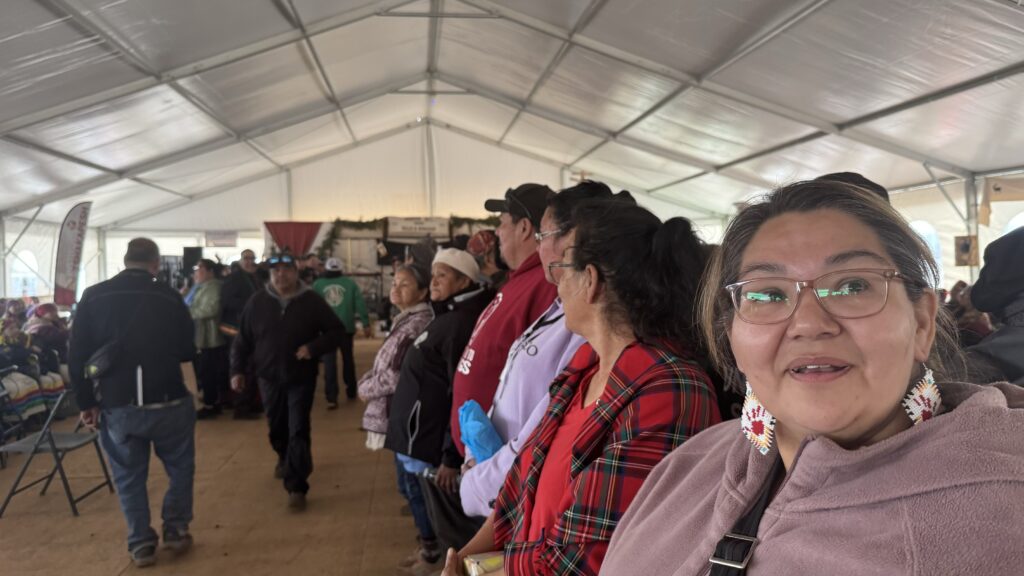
left=69, top=238, right=197, bottom=568
left=220, top=249, right=263, bottom=418
left=190, top=259, right=229, bottom=419
left=312, top=257, right=370, bottom=407
left=230, top=253, right=344, bottom=510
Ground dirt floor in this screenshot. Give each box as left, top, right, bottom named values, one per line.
left=0, top=339, right=422, bottom=576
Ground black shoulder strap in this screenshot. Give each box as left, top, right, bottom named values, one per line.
left=709, top=456, right=785, bottom=575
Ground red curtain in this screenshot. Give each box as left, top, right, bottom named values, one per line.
left=264, top=222, right=324, bottom=256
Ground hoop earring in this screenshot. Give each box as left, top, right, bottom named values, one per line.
left=741, top=382, right=776, bottom=456
left=903, top=364, right=942, bottom=425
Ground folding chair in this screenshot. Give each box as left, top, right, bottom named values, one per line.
left=0, top=366, right=27, bottom=469
left=0, top=390, right=114, bottom=518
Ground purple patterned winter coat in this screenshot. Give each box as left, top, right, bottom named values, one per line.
left=357, top=303, right=432, bottom=434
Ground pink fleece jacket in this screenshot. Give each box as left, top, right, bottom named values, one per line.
left=601, top=382, right=1024, bottom=575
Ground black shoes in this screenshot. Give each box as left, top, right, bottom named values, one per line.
left=162, top=530, right=193, bottom=554
left=130, top=544, right=157, bottom=568
left=288, top=492, right=307, bottom=511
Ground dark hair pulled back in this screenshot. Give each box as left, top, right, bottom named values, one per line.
left=570, top=201, right=708, bottom=352
left=548, top=180, right=634, bottom=236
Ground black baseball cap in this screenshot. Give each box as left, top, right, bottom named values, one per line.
left=484, top=183, right=555, bottom=229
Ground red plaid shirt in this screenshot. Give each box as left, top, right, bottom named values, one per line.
left=493, top=340, right=720, bottom=575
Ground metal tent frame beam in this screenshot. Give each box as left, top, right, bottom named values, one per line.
left=461, top=0, right=981, bottom=180
left=37, top=0, right=287, bottom=172
left=0, top=0, right=419, bottom=137
left=1, top=72, right=429, bottom=219
left=279, top=0, right=360, bottom=143
left=569, top=0, right=834, bottom=167
left=106, top=113, right=729, bottom=233
left=434, top=72, right=773, bottom=190
left=426, top=119, right=729, bottom=219
left=105, top=122, right=426, bottom=230
left=3, top=0, right=1019, bottom=224
left=495, top=0, right=610, bottom=144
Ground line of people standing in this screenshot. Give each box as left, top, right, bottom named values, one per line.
left=356, top=178, right=1023, bottom=576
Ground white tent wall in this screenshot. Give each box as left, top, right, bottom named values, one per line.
left=3, top=218, right=58, bottom=298
left=290, top=126, right=428, bottom=220
left=892, top=177, right=1024, bottom=288
left=432, top=127, right=560, bottom=217
left=114, top=173, right=290, bottom=232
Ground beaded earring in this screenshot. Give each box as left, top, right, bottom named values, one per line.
left=741, top=382, right=776, bottom=456
left=902, top=364, right=942, bottom=425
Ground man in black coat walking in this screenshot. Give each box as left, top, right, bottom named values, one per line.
left=230, top=253, right=343, bottom=510
left=69, top=238, right=196, bottom=567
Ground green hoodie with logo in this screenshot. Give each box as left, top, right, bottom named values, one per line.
left=312, top=273, right=369, bottom=334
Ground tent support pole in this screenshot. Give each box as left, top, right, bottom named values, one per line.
left=286, top=170, right=294, bottom=220
left=0, top=218, right=6, bottom=297
left=923, top=163, right=968, bottom=225
left=964, top=176, right=980, bottom=283
left=425, top=123, right=438, bottom=217
left=98, top=229, right=108, bottom=282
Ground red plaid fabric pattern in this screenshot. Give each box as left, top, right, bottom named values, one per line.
left=493, top=340, right=721, bottom=575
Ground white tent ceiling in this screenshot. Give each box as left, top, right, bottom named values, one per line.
left=1, top=0, right=1024, bottom=236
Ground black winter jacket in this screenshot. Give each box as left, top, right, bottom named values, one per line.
left=220, top=269, right=262, bottom=330
left=385, top=286, right=494, bottom=468
left=967, top=295, right=1024, bottom=385
left=69, top=268, right=195, bottom=410
left=231, top=284, right=344, bottom=385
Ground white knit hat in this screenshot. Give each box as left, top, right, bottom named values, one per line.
left=432, top=248, right=480, bottom=281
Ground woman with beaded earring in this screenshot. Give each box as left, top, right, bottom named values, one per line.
left=600, top=180, right=1024, bottom=575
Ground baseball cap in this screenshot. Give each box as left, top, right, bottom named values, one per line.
left=325, top=258, right=342, bottom=271
left=483, top=183, right=555, bottom=229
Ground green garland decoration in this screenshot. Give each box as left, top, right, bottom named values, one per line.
left=317, top=218, right=385, bottom=258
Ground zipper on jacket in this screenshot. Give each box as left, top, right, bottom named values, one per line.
left=407, top=400, right=421, bottom=455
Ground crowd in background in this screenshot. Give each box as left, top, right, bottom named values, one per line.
left=0, top=298, right=69, bottom=424
left=5, top=173, right=1023, bottom=574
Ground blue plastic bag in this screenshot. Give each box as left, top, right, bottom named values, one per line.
left=459, top=400, right=504, bottom=462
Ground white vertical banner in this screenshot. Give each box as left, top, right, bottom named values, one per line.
left=54, top=202, right=92, bottom=306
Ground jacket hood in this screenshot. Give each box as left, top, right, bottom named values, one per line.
left=725, top=381, right=1024, bottom=512
left=429, top=285, right=487, bottom=315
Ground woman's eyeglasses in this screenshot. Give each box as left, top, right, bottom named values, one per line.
left=534, top=228, right=562, bottom=243
left=725, top=268, right=920, bottom=325
left=546, top=246, right=577, bottom=278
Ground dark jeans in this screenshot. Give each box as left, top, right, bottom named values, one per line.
left=259, top=378, right=316, bottom=494
left=420, top=475, right=484, bottom=552
left=99, top=397, right=196, bottom=552
left=322, top=331, right=356, bottom=401
left=196, top=345, right=229, bottom=408
left=395, top=455, right=437, bottom=542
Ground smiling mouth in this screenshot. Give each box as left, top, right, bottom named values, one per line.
left=790, top=364, right=849, bottom=374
